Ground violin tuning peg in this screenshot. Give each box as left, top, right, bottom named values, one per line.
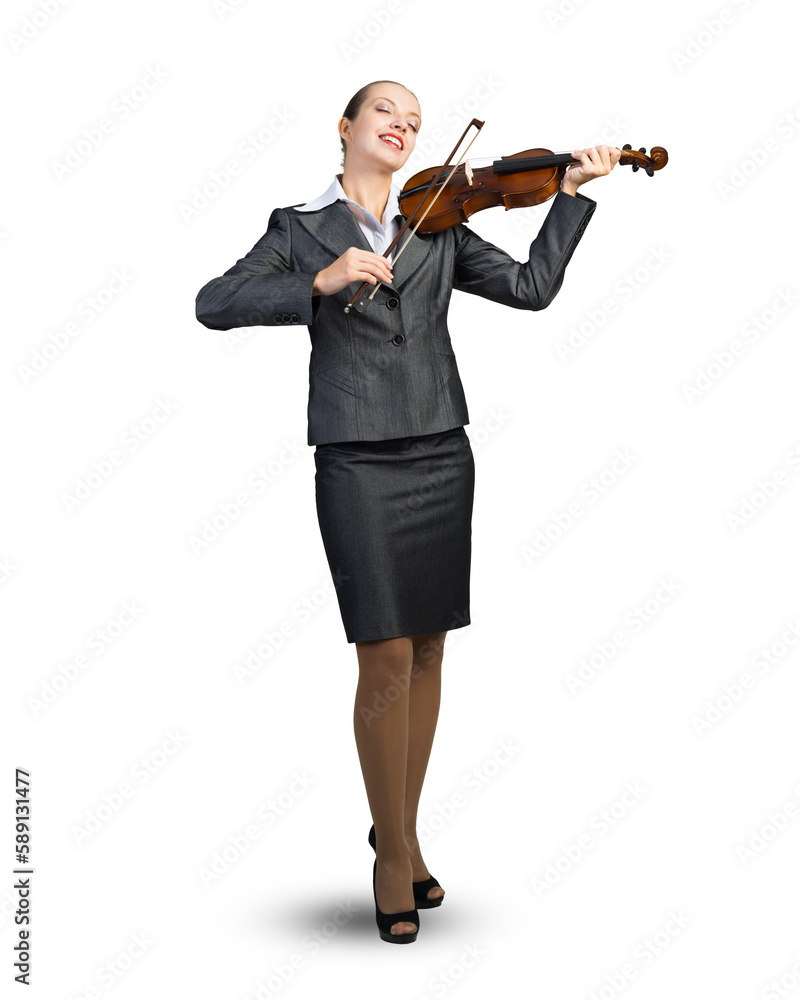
left=622, top=143, right=632, bottom=150
left=638, top=146, right=647, bottom=154
left=631, top=162, right=639, bottom=172
left=645, top=165, right=654, bottom=177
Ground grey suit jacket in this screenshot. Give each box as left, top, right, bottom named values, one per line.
left=195, top=188, right=597, bottom=445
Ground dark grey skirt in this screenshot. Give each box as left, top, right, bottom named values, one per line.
left=313, top=425, right=474, bottom=643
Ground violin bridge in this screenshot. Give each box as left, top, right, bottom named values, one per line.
left=464, top=159, right=474, bottom=186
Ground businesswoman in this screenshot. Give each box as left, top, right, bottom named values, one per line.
left=196, top=79, right=619, bottom=944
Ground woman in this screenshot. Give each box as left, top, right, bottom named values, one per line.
left=195, top=80, right=619, bottom=944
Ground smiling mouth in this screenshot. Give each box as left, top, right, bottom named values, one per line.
left=379, top=133, right=403, bottom=151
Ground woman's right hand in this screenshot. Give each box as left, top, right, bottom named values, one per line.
left=312, top=247, right=394, bottom=296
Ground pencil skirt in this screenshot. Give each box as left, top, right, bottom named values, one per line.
left=313, top=425, right=475, bottom=643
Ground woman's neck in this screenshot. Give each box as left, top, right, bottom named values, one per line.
left=340, top=162, right=393, bottom=223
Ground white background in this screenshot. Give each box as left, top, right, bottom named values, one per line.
left=3, top=0, right=800, bottom=995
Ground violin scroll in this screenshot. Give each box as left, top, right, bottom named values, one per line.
left=620, top=144, right=668, bottom=177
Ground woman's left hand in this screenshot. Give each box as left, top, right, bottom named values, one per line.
left=562, top=145, right=621, bottom=191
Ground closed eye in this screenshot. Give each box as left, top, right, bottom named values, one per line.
left=378, top=107, right=418, bottom=133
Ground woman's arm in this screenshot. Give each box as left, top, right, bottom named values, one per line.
left=195, top=207, right=318, bottom=330
left=452, top=188, right=597, bottom=311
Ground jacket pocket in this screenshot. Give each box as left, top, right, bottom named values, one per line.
left=310, top=346, right=355, bottom=396
left=316, top=364, right=354, bottom=395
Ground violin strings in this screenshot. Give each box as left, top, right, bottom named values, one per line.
left=405, top=152, right=575, bottom=169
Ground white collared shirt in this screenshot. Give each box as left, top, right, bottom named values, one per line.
left=295, top=173, right=403, bottom=262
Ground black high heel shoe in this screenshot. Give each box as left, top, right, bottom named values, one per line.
left=372, top=859, right=419, bottom=944
left=369, top=824, right=445, bottom=909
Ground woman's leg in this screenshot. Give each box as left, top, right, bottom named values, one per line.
left=354, top=636, right=417, bottom=936
left=404, top=631, right=447, bottom=902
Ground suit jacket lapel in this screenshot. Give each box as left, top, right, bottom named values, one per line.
left=293, top=201, right=430, bottom=292
left=388, top=216, right=430, bottom=289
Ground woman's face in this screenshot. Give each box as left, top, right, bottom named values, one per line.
left=340, top=83, right=420, bottom=171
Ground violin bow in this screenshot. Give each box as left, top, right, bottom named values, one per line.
left=343, top=118, right=485, bottom=314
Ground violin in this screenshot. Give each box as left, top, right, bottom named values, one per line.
left=399, top=144, right=668, bottom=234
left=344, top=119, right=668, bottom=313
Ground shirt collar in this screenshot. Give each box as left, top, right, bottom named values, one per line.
left=295, top=173, right=402, bottom=229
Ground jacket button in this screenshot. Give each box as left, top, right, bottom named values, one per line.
left=386, top=297, right=399, bottom=310
left=392, top=333, right=405, bottom=345
left=291, top=313, right=300, bottom=323
left=283, top=313, right=291, bottom=322
left=275, top=314, right=284, bottom=323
